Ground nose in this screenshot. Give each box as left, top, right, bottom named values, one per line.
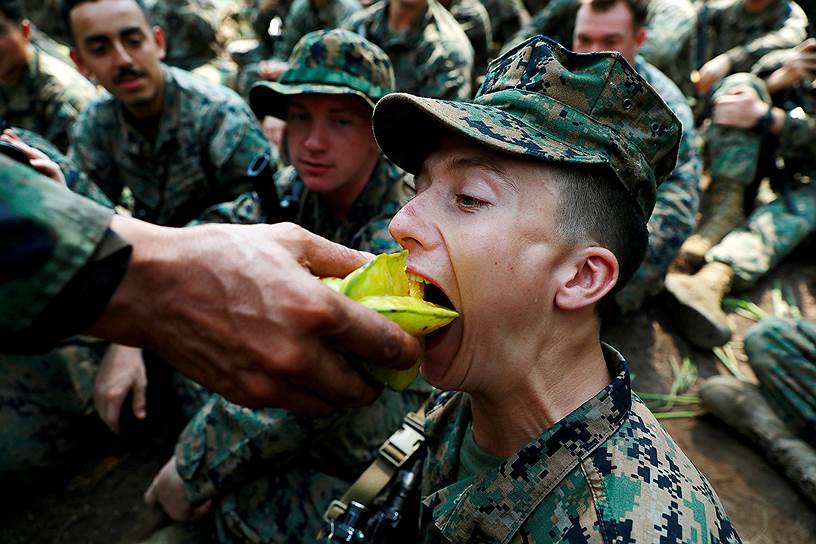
left=112, top=40, right=134, bottom=67
left=303, top=119, right=329, bottom=152
left=389, top=195, right=433, bottom=252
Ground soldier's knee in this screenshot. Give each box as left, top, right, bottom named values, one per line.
left=744, top=317, right=792, bottom=362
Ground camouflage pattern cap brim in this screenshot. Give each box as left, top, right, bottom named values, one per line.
left=249, top=81, right=376, bottom=120
left=373, top=93, right=604, bottom=174
left=373, top=36, right=682, bottom=219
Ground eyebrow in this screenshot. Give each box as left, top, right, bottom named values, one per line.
left=445, top=155, right=520, bottom=193
left=83, top=26, right=144, bottom=45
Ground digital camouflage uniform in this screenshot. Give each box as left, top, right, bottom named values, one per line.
left=172, top=30, right=431, bottom=543
left=69, top=65, right=272, bottom=227
left=236, top=0, right=361, bottom=95
left=0, top=130, right=114, bottom=475
left=342, top=0, right=475, bottom=99
left=704, top=72, right=816, bottom=288
left=744, top=317, right=816, bottom=446
left=504, top=0, right=697, bottom=93
left=0, top=47, right=96, bottom=153
left=370, top=36, right=739, bottom=542
left=146, top=0, right=224, bottom=70
left=697, top=0, right=808, bottom=77
left=25, top=0, right=72, bottom=45
left=478, top=0, right=529, bottom=54
left=439, top=0, right=493, bottom=86
left=615, top=58, right=701, bottom=313
left=0, top=155, right=128, bottom=351
left=415, top=346, right=740, bottom=543
left=271, top=0, right=362, bottom=61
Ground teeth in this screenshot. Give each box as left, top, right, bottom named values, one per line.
left=406, top=273, right=428, bottom=284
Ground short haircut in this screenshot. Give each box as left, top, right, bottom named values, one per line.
left=60, top=0, right=150, bottom=41
left=0, top=0, right=24, bottom=24
left=580, top=0, right=649, bottom=29
left=549, top=163, right=648, bottom=295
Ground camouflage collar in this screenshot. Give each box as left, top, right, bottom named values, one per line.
left=422, top=343, right=632, bottom=543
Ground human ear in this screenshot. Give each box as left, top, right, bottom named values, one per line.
left=554, top=247, right=619, bottom=311
left=635, top=28, right=647, bottom=49
left=70, top=49, right=91, bottom=78
left=21, top=20, right=31, bottom=41
left=153, top=26, right=166, bottom=60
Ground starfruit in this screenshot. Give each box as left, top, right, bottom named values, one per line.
left=322, top=251, right=458, bottom=390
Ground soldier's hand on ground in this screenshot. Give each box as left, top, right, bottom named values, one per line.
left=145, top=456, right=211, bottom=522
left=712, top=86, right=767, bottom=129
left=94, top=344, right=147, bottom=434
left=696, top=54, right=732, bottom=94
left=88, top=218, right=420, bottom=414
left=1, top=129, right=66, bottom=186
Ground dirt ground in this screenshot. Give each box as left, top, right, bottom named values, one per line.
left=1, top=255, right=814, bottom=543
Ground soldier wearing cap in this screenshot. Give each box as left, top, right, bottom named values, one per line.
left=370, top=35, right=741, bottom=542
left=341, top=0, right=475, bottom=100
left=142, top=29, right=431, bottom=542
left=0, top=0, right=96, bottom=153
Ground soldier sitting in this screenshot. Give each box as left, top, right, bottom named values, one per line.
left=0, top=0, right=96, bottom=152
left=360, top=35, right=741, bottom=542
left=142, top=30, right=431, bottom=543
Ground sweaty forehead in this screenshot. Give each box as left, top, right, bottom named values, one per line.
left=71, top=0, right=150, bottom=38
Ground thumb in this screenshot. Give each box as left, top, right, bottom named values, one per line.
left=299, top=229, right=371, bottom=277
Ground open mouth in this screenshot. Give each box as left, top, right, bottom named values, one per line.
left=406, top=272, right=457, bottom=348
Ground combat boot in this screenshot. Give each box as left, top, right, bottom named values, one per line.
left=663, top=261, right=735, bottom=348
left=700, top=376, right=816, bottom=507
left=677, top=178, right=746, bottom=269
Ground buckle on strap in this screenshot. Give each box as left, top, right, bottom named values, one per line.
left=378, top=412, right=424, bottom=469
left=324, top=499, right=348, bottom=523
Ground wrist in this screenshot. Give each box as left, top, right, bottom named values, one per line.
left=753, top=104, right=774, bottom=132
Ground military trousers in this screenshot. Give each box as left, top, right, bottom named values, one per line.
left=744, top=317, right=816, bottom=446
left=706, top=182, right=815, bottom=288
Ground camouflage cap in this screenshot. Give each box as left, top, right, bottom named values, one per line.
left=372, top=36, right=681, bottom=219
left=249, top=29, right=396, bottom=120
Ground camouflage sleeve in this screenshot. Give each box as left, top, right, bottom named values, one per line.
left=175, top=388, right=429, bottom=503
left=418, top=42, right=474, bottom=100
left=68, top=102, right=121, bottom=203
left=207, top=98, right=277, bottom=201
left=191, top=191, right=265, bottom=225
left=723, top=3, right=808, bottom=73
left=451, top=0, right=493, bottom=81
left=639, top=0, right=697, bottom=70
left=0, top=156, right=121, bottom=344
left=501, top=0, right=577, bottom=55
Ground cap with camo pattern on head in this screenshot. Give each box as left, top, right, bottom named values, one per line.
left=372, top=35, right=681, bottom=220
left=249, top=29, right=395, bottom=121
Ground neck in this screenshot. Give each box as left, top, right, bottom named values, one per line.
left=124, top=72, right=166, bottom=119
left=468, top=311, right=611, bottom=457
left=388, top=0, right=427, bottom=33
left=744, top=0, right=772, bottom=13
left=321, top=156, right=379, bottom=219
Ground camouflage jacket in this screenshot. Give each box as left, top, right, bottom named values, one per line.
left=271, top=0, right=362, bottom=61
left=505, top=0, right=696, bottom=92
left=441, top=0, right=493, bottom=86
left=70, top=65, right=272, bottom=227
left=197, top=157, right=414, bottom=253
left=0, top=156, right=127, bottom=350
left=25, top=0, right=73, bottom=45
left=0, top=48, right=96, bottom=153
left=415, top=345, right=742, bottom=543
left=699, top=0, right=808, bottom=74
left=620, top=58, right=700, bottom=300
left=478, top=0, right=529, bottom=53
left=342, top=0, right=475, bottom=99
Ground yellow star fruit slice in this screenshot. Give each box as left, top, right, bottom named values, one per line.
left=322, top=251, right=458, bottom=390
